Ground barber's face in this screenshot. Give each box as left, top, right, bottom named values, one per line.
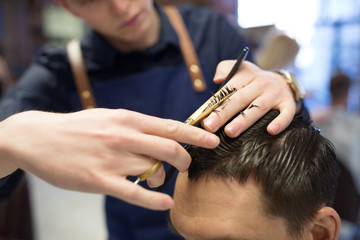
left=60, top=0, right=157, bottom=50
left=170, top=173, right=301, bottom=240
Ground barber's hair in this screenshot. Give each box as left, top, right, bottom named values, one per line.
left=187, top=110, right=339, bottom=237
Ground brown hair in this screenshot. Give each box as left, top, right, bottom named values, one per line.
left=187, top=110, right=339, bottom=237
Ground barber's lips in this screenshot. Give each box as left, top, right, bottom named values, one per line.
left=121, top=13, right=141, bottom=28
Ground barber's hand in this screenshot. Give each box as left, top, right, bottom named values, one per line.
left=203, top=60, right=297, bottom=137
left=0, top=109, right=219, bottom=210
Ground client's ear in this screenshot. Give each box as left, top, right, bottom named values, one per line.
left=310, top=207, right=340, bottom=240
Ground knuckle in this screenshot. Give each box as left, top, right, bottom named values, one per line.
left=163, top=141, right=182, bottom=158
left=254, top=97, right=270, bottom=109
left=83, top=169, right=104, bottom=189
left=163, top=119, right=180, bottom=135
left=115, top=110, right=133, bottom=124
left=190, top=129, right=203, bottom=142
left=163, top=142, right=190, bottom=170
left=101, top=130, right=135, bottom=149
left=122, top=185, right=141, bottom=201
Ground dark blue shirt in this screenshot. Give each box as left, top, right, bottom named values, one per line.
left=0, top=4, right=251, bottom=240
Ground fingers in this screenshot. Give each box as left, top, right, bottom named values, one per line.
left=140, top=116, right=220, bottom=149
left=202, top=83, right=259, bottom=133
left=223, top=100, right=268, bottom=138
left=266, top=102, right=296, bottom=135
left=123, top=133, right=192, bottom=172
left=204, top=89, right=295, bottom=137
left=203, top=61, right=297, bottom=137
left=104, top=177, right=174, bottom=210
left=106, top=110, right=220, bottom=173
left=86, top=109, right=219, bottom=149
left=223, top=99, right=295, bottom=137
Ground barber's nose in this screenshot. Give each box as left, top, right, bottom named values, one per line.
left=109, top=0, right=130, bottom=14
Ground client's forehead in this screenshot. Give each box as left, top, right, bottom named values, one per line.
left=170, top=172, right=289, bottom=240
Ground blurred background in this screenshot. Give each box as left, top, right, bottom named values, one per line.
left=1, top=0, right=360, bottom=113
left=0, top=0, right=359, bottom=239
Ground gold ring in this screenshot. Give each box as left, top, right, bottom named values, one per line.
left=136, top=160, right=163, bottom=182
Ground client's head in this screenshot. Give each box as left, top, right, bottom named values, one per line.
left=169, top=110, right=340, bottom=240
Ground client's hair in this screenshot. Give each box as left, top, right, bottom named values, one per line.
left=187, top=110, right=339, bottom=237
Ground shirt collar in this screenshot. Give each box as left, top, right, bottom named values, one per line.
left=81, top=3, right=180, bottom=67
left=145, top=3, right=179, bottom=54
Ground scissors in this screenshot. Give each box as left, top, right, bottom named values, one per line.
left=134, top=47, right=249, bottom=185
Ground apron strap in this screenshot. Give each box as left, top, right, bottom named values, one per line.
left=66, top=5, right=206, bottom=110
left=164, top=6, right=207, bottom=93
left=66, top=39, right=96, bottom=109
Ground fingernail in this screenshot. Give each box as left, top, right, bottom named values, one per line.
left=162, top=198, right=174, bottom=210
left=226, top=124, right=241, bottom=137
left=205, top=134, right=220, bottom=148
left=268, top=124, right=280, bottom=135
left=204, top=113, right=219, bottom=131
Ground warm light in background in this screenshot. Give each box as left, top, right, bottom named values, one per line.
left=237, top=0, right=318, bottom=68
left=237, top=0, right=360, bottom=113
left=237, top=0, right=317, bottom=39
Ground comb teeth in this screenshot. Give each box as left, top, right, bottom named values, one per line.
left=204, top=85, right=237, bottom=112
